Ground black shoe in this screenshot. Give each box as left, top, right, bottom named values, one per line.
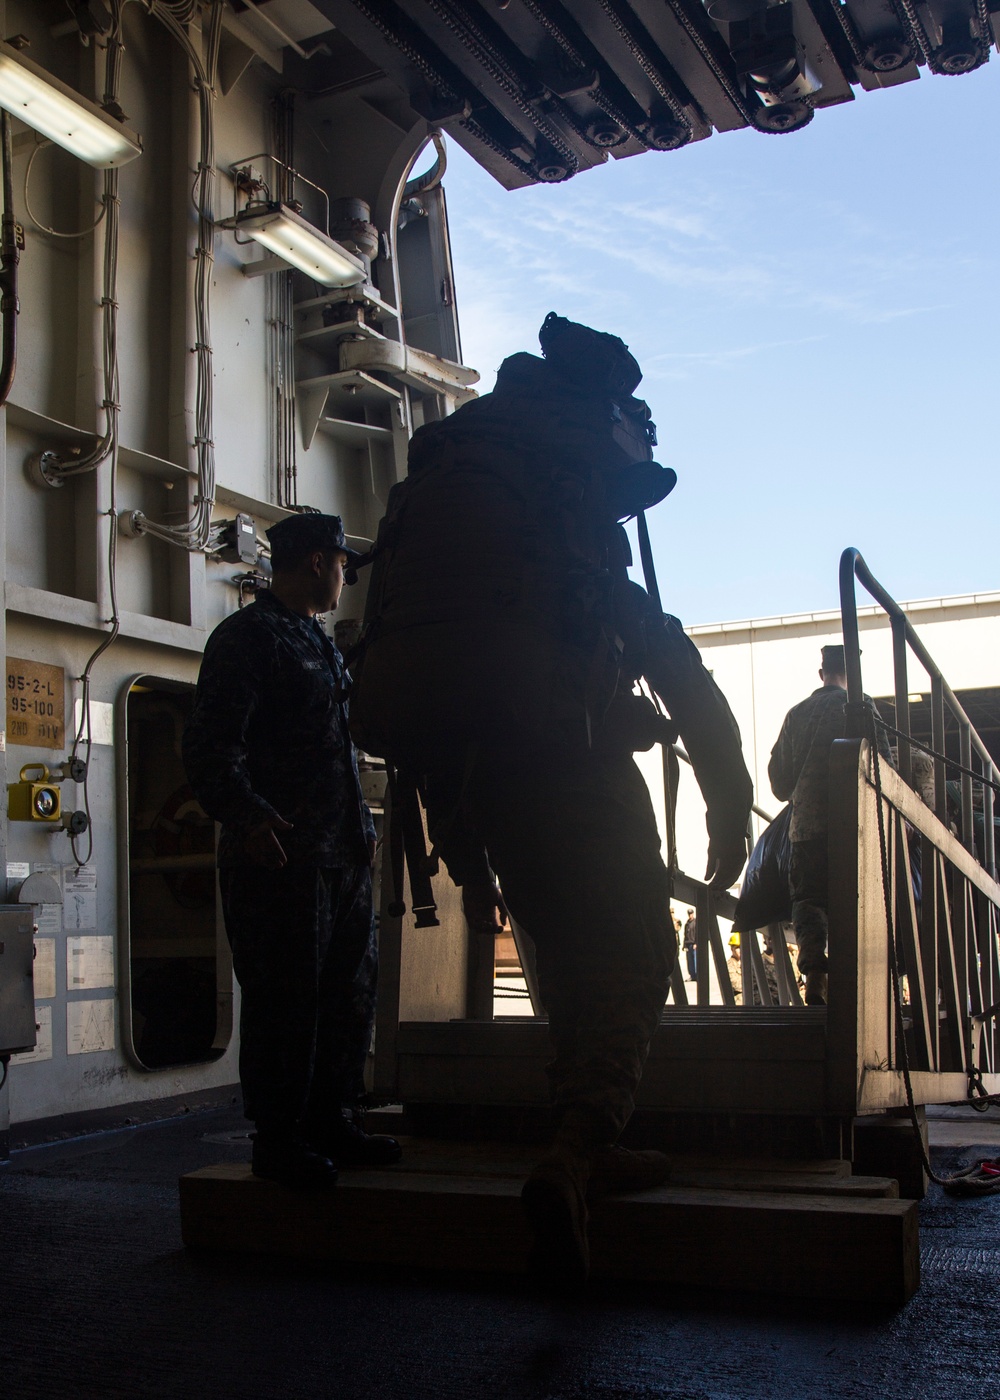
left=251, top=1132, right=339, bottom=1189
left=311, top=1116, right=403, bottom=1168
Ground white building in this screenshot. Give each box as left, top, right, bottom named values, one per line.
left=655, top=587, right=1000, bottom=908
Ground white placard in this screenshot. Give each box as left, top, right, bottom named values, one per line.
left=33, top=938, right=56, bottom=999
left=6, top=862, right=29, bottom=881
left=66, top=998, right=115, bottom=1054
left=35, top=904, right=62, bottom=935
left=72, top=699, right=115, bottom=747
left=63, top=864, right=98, bottom=930
left=12, top=1006, right=53, bottom=1064
left=66, top=935, right=115, bottom=991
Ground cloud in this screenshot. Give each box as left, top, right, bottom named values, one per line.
left=443, top=108, right=997, bottom=418
left=643, top=334, right=826, bottom=378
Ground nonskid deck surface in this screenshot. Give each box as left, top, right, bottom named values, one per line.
left=180, top=1137, right=917, bottom=1306
left=5, top=1104, right=1000, bottom=1400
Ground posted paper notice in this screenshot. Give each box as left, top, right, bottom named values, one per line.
left=66, top=936, right=114, bottom=991
left=67, top=999, right=115, bottom=1054
left=63, top=865, right=97, bottom=930
left=33, top=938, right=56, bottom=1000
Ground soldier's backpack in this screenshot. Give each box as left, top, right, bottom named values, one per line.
left=350, top=314, right=674, bottom=770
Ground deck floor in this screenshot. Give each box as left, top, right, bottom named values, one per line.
left=2, top=1102, right=1000, bottom=1399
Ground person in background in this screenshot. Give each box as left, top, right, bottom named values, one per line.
left=183, top=513, right=402, bottom=1188
left=767, top=643, right=891, bottom=1006
left=727, top=933, right=743, bottom=1005
left=683, top=908, right=698, bottom=982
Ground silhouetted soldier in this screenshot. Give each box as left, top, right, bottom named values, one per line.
left=183, top=514, right=401, bottom=1187
left=352, top=316, right=752, bottom=1280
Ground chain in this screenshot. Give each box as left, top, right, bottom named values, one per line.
left=827, top=0, right=871, bottom=68
left=423, top=0, right=580, bottom=172
left=968, top=1066, right=1000, bottom=1111
left=889, top=0, right=935, bottom=65
left=517, top=0, right=659, bottom=148
left=974, top=0, right=994, bottom=62
left=595, top=0, right=697, bottom=131
left=890, top=0, right=989, bottom=74
left=660, top=0, right=756, bottom=121
left=348, top=0, right=537, bottom=180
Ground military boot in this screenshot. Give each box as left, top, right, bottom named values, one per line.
left=587, top=1145, right=672, bottom=1197
left=522, top=1143, right=592, bottom=1285
left=804, top=971, right=828, bottom=1006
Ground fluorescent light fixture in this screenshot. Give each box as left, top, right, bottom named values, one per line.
left=0, top=41, right=141, bottom=169
left=237, top=203, right=366, bottom=287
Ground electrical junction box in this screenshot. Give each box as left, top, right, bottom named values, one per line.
left=216, top=513, right=259, bottom=565
left=0, top=906, right=36, bottom=1055
left=234, top=513, right=258, bottom=564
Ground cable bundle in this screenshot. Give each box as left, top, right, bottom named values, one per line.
left=136, top=0, right=223, bottom=551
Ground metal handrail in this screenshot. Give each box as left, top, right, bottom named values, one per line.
left=839, top=547, right=996, bottom=878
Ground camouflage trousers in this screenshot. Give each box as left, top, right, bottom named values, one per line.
left=470, top=747, right=675, bottom=1146
left=789, top=837, right=829, bottom=975
left=219, top=863, right=376, bottom=1133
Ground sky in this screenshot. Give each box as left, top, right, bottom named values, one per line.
left=440, top=59, right=1000, bottom=627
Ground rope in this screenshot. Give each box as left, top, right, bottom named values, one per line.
left=940, top=1155, right=1000, bottom=1196
left=875, top=716, right=1000, bottom=798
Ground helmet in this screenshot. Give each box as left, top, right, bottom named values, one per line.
left=729, top=932, right=740, bottom=948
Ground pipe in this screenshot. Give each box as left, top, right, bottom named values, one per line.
left=0, top=110, right=20, bottom=408
left=232, top=0, right=311, bottom=59
left=403, top=132, right=447, bottom=198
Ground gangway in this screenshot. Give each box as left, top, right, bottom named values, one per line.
left=372, top=548, right=1000, bottom=1150
left=187, top=551, right=1000, bottom=1300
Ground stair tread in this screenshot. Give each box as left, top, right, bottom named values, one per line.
left=180, top=1159, right=919, bottom=1303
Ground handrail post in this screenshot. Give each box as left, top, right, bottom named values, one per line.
left=891, top=614, right=911, bottom=786
left=838, top=548, right=866, bottom=737
left=931, top=677, right=947, bottom=827
left=960, top=724, right=974, bottom=856
left=984, top=763, right=996, bottom=881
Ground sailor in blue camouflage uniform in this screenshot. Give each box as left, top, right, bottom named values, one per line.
left=768, top=643, right=891, bottom=1006
left=182, top=512, right=401, bottom=1187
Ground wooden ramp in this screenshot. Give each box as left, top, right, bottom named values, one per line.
left=180, top=1140, right=919, bottom=1306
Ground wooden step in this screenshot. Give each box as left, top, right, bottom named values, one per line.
left=394, top=1015, right=828, bottom=1114
left=361, top=1138, right=899, bottom=1198
left=180, top=1153, right=917, bottom=1305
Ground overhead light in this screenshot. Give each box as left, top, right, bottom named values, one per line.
left=0, top=41, right=141, bottom=169
left=236, top=203, right=366, bottom=287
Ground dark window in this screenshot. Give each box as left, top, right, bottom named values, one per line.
left=120, top=676, right=232, bottom=1070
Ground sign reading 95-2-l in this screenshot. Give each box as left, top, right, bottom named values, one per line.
left=6, top=657, right=66, bottom=749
